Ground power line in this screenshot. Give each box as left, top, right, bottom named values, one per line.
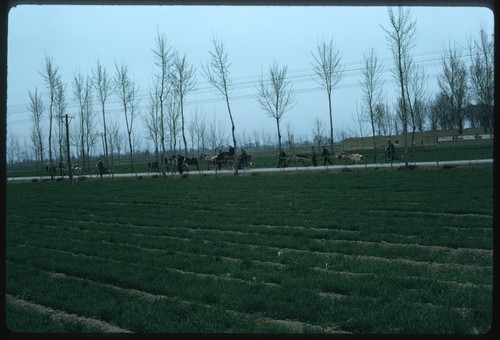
left=6, top=48, right=477, bottom=128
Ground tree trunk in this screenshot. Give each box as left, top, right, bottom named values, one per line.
left=48, top=107, right=53, bottom=181
left=101, top=105, right=109, bottom=163
left=225, top=95, right=238, bottom=174
left=276, top=117, right=282, bottom=152
left=328, top=91, right=334, bottom=154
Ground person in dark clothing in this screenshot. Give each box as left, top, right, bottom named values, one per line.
left=386, top=139, right=396, bottom=160
left=96, top=159, right=105, bottom=178
left=177, top=155, right=186, bottom=174
left=311, top=146, right=317, bottom=166
left=322, top=146, right=333, bottom=166
left=215, top=150, right=224, bottom=170
left=238, top=149, right=248, bottom=169
left=278, top=149, right=287, bottom=168
left=228, top=145, right=235, bottom=157
left=59, top=161, right=65, bottom=176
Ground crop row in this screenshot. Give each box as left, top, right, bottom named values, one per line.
left=7, top=240, right=490, bottom=334
left=6, top=167, right=493, bottom=333
left=8, top=209, right=493, bottom=266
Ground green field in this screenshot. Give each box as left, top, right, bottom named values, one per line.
left=5, top=166, right=493, bottom=333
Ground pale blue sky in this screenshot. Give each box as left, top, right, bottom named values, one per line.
left=6, top=4, right=494, bottom=151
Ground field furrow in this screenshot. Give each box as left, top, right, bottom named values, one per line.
left=10, top=215, right=492, bottom=266
left=7, top=260, right=351, bottom=333
left=7, top=167, right=493, bottom=333
left=11, top=223, right=493, bottom=273
left=6, top=294, right=132, bottom=333
left=9, top=219, right=492, bottom=289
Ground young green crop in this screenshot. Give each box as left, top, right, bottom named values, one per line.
left=6, top=166, right=493, bottom=333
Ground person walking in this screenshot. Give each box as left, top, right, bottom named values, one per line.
left=322, top=146, right=333, bottom=166
left=177, top=154, right=186, bottom=174
left=311, top=146, right=317, bottom=166
left=278, top=149, right=287, bottom=168
left=96, top=159, right=105, bottom=178
left=386, top=138, right=396, bottom=160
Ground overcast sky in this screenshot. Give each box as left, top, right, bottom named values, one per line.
left=6, top=3, right=494, bottom=152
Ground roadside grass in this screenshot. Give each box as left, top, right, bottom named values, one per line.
left=6, top=166, right=493, bottom=333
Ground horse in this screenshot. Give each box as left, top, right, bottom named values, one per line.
left=199, top=154, right=216, bottom=170
left=71, top=164, right=83, bottom=176
left=294, top=155, right=313, bottom=167
left=165, top=156, right=177, bottom=172
left=184, top=157, right=199, bottom=171
left=236, top=152, right=252, bottom=170
left=215, top=151, right=232, bottom=170
left=164, top=155, right=190, bottom=174
left=148, top=161, right=159, bottom=172
left=45, top=165, right=57, bottom=177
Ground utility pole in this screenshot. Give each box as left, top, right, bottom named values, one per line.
left=65, top=114, right=74, bottom=186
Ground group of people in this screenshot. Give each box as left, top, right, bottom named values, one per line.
left=215, top=146, right=251, bottom=170
left=278, top=146, right=334, bottom=168
left=277, top=138, right=396, bottom=167
left=94, top=139, right=397, bottom=177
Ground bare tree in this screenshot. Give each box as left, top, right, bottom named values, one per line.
left=189, top=108, right=207, bottom=156
left=69, top=122, right=81, bottom=161
left=40, top=56, right=59, bottom=179
left=107, top=119, right=122, bottom=173
left=207, top=113, right=228, bottom=155
left=336, top=124, right=348, bottom=151
left=311, top=117, right=325, bottom=150
left=311, top=38, right=343, bottom=154
left=360, top=47, right=384, bottom=161
left=203, top=35, right=238, bottom=173
left=28, top=88, right=45, bottom=172
left=197, top=112, right=208, bottom=154
left=109, top=121, right=124, bottom=164
left=285, top=122, right=296, bottom=156
left=434, top=91, right=453, bottom=130
left=83, top=83, right=96, bottom=169
left=429, top=92, right=445, bottom=131
left=73, top=73, right=86, bottom=167
left=171, top=51, right=196, bottom=157
left=438, top=42, right=468, bottom=134
left=378, top=102, right=395, bottom=136
left=143, top=88, right=161, bottom=163
left=132, top=132, right=142, bottom=156
left=73, top=73, right=94, bottom=170
left=152, top=32, right=173, bottom=175
left=188, top=119, right=196, bottom=157
left=382, top=7, right=418, bottom=166
left=373, top=103, right=387, bottom=136
left=253, top=130, right=261, bottom=151
left=405, top=60, right=427, bottom=152
left=261, top=129, right=274, bottom=149
left=468, top=26, right=494, bottom=134
left=256, top=61, right=295, bottom=151
left=115, top=63, right=139, bottom=175
left=238, top=130, right=249, bottom=150
left=166, top=91, right=181, bottom=155
left=55, top=78, right=67, bottom=174
left=349, top=102, right=368, bottom=149
left=7, top=132, right=22, bottom=165
left=30, top=129, right=43, bottom=171
left=92, top=60, right=113, bottom=165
